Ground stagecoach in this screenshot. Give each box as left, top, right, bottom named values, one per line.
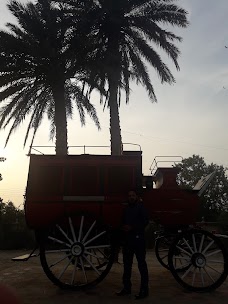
left=15, top=145, right=228, bottom=292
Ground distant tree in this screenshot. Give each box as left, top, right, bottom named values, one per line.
left=175, top=155, right=228, bottom=221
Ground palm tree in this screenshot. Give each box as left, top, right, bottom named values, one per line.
left=55, top=0, right=189, bottom=155
left=0, top=0, right=100, bottom=155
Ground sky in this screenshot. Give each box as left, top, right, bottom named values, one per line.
left=0, top=0, right=228, bottom=207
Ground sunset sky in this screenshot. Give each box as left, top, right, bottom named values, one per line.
left=0, top=0, right=228, bottom=207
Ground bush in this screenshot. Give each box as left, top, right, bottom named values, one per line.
left=0, top=201, right=35, bottom=249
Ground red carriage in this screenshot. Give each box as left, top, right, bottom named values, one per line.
left=22, top=146, right=228, bottom=292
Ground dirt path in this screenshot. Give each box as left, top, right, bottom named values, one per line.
left=0, top=250, right=228, bottom=304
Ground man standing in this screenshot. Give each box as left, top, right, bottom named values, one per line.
left=116, top=190, right=149, bottom=299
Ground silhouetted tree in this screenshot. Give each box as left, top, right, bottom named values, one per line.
left=55, top=0, right=189, bottom=154
left=176, top=155, right=228, bottom=221
left=0, top=0, right=100, bottom=155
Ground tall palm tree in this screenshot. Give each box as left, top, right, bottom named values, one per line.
left=0, top=0, right=100, bottom=155
left=55, top=0, right=189, bottom=155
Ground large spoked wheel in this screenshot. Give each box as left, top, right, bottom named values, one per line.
left=39, top=214, right=115, bottom=290
left=168, top=229, right=228, bottom=292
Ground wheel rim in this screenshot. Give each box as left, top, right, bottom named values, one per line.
left=40, top=215, right=114, bottom=290
left=168, top=229, right=228, bottom=292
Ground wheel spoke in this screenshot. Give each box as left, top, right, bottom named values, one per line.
left=97, top=248, right=109, bottom=260
left=176, top=262, right=191, bottom=270
left=200, top=268, right=205, bottom=287
left=78, top=216, right=84, bottom=242
left=57, top=224, right=73, bottom=245
left=71, top=257, right=78, bottom=285
left=173, top=256, right=190, bottom=261
left=191, top=267, right=197, bottom=286
left=192, top=234, right=197, bottom=253
left=86, top=245, right=110, bottom=250
left=50, top=253, right=71, bottom=268
left=93, top=249, right=102, bottom=265
left=181, top=265, right=193, bottom=279
left=82, top=220, right=96, bottom=243
left=82, top=254, right=101, bottom=275
left=58, top=257, right=74, bottom=280
left=203, top=267, right=215, bottom=283
left=79, top=256, right=88, bottom=283
left=205, top=249, right=222, bottom=257
left=206, top=264, right=223, bottom=275
left=46, top=249, right=70, bottom=253
left=198, top=234, right=205, bottom=253
left=179, top=254, right=184, bottom=267
left=207, top=259, right=224, bottom=264
left=84, top=231, right=106, bottom=246
left=92, top=249, right=101, bottom=265
left=48, top=236, right=71, bottom=247
left=160, top=254, right=168, bottom=260
left=69, top=217, right=77, bottom=242
left=84, top=250, right=103, bottom=260
left=183, top=238, right=194, bottom=254
left=176, top=245, right=192, bottom=257
left=202, top=240, right=214, bottom=254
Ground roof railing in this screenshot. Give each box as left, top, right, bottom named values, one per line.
left=28, top=143, right=141, bottom=155
left=150, top=156, right=183, bottom=175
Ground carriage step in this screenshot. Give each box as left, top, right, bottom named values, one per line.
left=12, top=247, right=40, bottom=261
left=11, top=253, right=39, bottom=261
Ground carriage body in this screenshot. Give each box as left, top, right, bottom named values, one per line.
left=25, top=152, right=141, bottom=229
left=25, top=152, right=200, bottom=230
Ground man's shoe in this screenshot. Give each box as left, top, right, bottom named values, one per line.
left=116, top=288, right=131, bottom=296
left=135, top=290, right=149, bottom=300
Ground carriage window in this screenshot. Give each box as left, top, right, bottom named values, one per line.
left=27, top=166, right=63, bottom=195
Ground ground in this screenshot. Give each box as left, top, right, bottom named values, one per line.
left=0, top=250, right=228, bottom=304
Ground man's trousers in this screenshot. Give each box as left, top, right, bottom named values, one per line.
left=122, top=236, right=149, bottom=292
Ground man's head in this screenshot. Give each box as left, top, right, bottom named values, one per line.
left=128, top=190, right=138, bottom=205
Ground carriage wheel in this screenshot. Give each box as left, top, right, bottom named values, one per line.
left=155, top=234, right=191, bottom=272
left=168, top=229, right=228, bottom=292
left=155, top=235, right=174, bottom=269
left=40, top=214, right=115, bottom=290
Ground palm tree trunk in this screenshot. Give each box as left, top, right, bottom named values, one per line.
left=108, top=75, right=122, bottom=155
left=51, top=80, right=68, bottom=155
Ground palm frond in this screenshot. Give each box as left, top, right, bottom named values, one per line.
left=126, top=28, right=175, bottom=84
left=66, top=81, right=100, bottom=129
left=143, top=1, right=189, bottom=28
left=127, top=44, right=157, bottom=102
